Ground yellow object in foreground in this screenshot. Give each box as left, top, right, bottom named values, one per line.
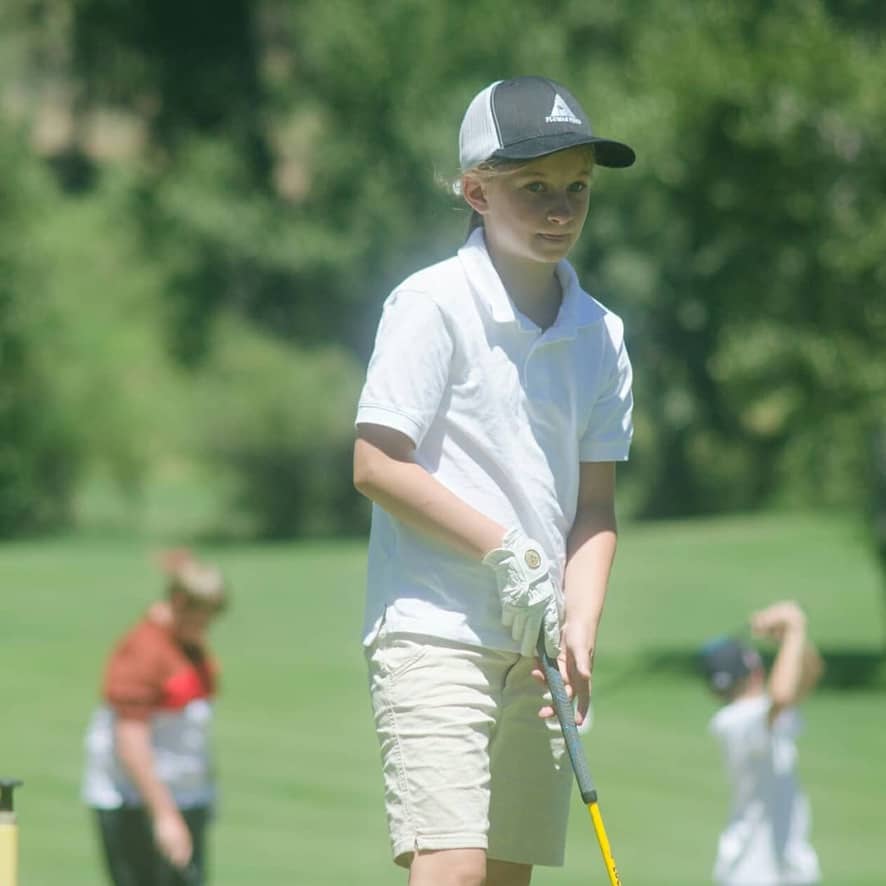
left=0, top=779, right=22, bottom=886
left=588, top=801, right=622, bottom=886
left=0, top=818, right=18, bottom=886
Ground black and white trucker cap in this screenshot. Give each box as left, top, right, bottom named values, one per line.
left=459, top=76, right=636, bottom=172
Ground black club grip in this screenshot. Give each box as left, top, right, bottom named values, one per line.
left=537, top=636, right=598, bottom=806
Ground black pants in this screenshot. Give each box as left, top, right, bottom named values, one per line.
left=93, top=806, right=210, bottom=886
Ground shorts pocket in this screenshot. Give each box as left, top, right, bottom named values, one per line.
left=377, top=636, right=430, bottom=679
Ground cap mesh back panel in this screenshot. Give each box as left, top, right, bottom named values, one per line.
left=459, top=82, right=502, bottom=170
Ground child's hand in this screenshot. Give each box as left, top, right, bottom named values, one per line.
left=750, top=600, right=806, bottom=641
left=531, top=621, right=594, bottom=728
left=153, top=809, right=193, bottom=870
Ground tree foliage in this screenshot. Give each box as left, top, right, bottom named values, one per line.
left=0, top=128, right=82, bottom=533
left=593, top=1, right=886, bottom=514
left=1, top=0, right=883, bottom=536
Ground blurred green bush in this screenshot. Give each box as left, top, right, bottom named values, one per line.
left=0, top=127, right=83, bottom=533
left=2, top=0, right=885, bottom=539
left=195, top=316, right=368, bottom=538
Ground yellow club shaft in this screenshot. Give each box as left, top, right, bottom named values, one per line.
left=587, top=801, right=621, bottom=886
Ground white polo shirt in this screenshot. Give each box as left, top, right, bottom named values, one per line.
left=356, top=228, right=633, bottom=652
left=710, top=695, right=821, bottom=885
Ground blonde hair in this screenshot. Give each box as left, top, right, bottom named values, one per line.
left=458, top=157, right=529, bottom=237
left=457, top=146, right=596, bottom=238
left=157, top=549, right=228, bottom=612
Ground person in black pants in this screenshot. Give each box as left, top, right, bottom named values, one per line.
left=82, top=550, right=227, bottom=885
left=95, top=807, right=208, bottom=885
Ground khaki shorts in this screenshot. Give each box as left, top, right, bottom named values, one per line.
left=366, top=628, right=573, bottom=868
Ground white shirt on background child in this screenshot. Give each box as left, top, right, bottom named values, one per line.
left=709, top=694, right=821, bottom=885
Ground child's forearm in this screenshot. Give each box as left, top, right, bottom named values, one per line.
left=563, top=504, right=618, bottom=642
left=115, top=718, right=179, bottom=820
left=355, top=438, right=504, bottom=559
left=798, top=639, right=825, bottom=696
left=768, top=617, right=808, bottom=709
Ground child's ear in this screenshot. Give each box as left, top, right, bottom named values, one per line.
left=461, top=175, right=489, bottom=215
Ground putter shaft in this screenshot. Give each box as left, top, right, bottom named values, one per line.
left=537, top=638, right=623, bottom=886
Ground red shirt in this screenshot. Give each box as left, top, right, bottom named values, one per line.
left=102, top=617, right=219, bottom=721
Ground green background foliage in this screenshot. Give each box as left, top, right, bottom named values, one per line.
left=1, top=0, right=884, bottom=537
left=0, top=126, right=82, bottom=533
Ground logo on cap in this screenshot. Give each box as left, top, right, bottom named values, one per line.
left=545, top=94, right=582, bottom=126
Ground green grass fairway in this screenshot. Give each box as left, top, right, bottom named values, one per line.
left=2, top=511, right=884, bottom=885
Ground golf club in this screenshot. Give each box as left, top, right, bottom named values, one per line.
left=537, top=635, right=622, bottom=886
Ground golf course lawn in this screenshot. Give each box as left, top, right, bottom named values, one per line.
left=2, top=509, right=883, bottom=885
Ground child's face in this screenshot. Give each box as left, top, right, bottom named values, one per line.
left=470, top=146, right=593, bottom=266
left=169, top=591, right=220, bottom=644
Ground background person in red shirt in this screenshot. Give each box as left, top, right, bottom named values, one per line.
left=82, top=550, right=227, bottom=886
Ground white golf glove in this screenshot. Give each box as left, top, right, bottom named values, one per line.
left=483, top=527, right=561, bottom=658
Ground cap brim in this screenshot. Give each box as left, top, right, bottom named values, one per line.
left=492, top=133, right=636, bottom=168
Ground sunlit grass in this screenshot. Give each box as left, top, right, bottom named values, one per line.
left=1, top=511, right=883, bottom=885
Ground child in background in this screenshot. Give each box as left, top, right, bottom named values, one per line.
left=354, top=75, right=635, bottom=885
left=700, top=601, right=825, bottom=886
left=82, top=550, right=228, bottom=886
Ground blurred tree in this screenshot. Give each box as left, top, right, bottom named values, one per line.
left=69, top=0, right=271, bottom=176
left=195, top=315, right=367, bottom=538
left=870, top=424, right=886, bottom=647
left=2, top=0, right=884, bottom=536
left=0, top=128, right=82, bottom=533
left=66, top=0, right=279, bottom=363
left=584, top=0, right=886, bottom=515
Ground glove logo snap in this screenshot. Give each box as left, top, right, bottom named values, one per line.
left=524, top=549, right=542, bottom=569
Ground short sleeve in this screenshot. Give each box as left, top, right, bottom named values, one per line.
left=103, top=629, right=163, bottom=721
left=579, top=318, right=634, bottom=462
left=356, top=289, right=453, bottom=447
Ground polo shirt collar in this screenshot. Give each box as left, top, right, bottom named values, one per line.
left=457, top=228, right=603, bottom=337
left=458, top=229, right=518, bottom=324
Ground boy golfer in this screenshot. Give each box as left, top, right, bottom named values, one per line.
left=354, top=75, right=635, bottom=885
